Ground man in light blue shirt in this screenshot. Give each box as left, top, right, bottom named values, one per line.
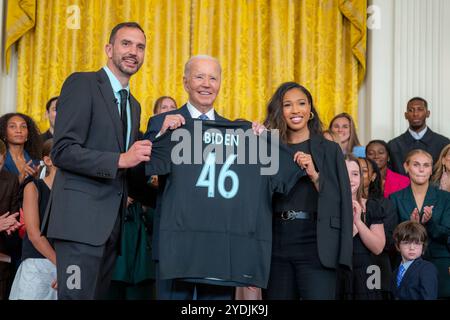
left=388, top=97, right=450, bottom=175
left=44, top=22, right=152, bottom=300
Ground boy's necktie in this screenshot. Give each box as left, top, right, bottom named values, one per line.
left=397, top=264, right=406, bottom=287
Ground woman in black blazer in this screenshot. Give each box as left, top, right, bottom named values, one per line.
left=263, top=82, right=353, bottom=300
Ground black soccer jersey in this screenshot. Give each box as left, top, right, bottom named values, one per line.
left=146, top=119, right=306, bottom=288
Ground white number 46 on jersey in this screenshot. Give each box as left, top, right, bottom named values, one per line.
left=196, top=152, right=239, bottom=199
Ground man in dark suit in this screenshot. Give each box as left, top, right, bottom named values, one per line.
left=143, top=55, right=235, bottom=300
left=42, top=22, right=152, bottom=300
left=388, top=97, right=450, bottom=175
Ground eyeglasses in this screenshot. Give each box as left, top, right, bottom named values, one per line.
left=400, top=240, right=423, bottom=247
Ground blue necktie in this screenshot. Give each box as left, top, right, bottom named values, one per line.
left=198, top=114, right=209, bottom=120
left=397, top=264, right=406, bottom=287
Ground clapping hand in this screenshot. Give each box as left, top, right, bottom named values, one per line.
left=410, top=208, right=420, bottom=222
left=352, top=200, right=363, bottom=237
left=0, top=212, right=22, bottom=235
left=421, top=206, right=433, bottom=224
left=18, top=160, right=39, bottom=183
left=352, top=200, right=363, bottom=224
left=127, top=197, right=135, bottom=208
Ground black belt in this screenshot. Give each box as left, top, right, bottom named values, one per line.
left=275, top=210, right=316, bottom=221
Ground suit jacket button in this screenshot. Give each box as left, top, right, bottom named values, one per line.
left=117, top=192, right=122, bottom=196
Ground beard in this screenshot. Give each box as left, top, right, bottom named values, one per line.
left=409, top=122, right=425, bottom=131
left=113, top=55, right=142, bottom=76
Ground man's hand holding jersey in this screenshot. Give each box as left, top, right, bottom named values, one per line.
left=118, top=140, right=152, bottom=169
left=160, top=114, right=186, bottom=135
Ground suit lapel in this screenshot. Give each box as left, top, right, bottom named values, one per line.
left=309, top=135, right=325, bottom=192
left=179, top=104, right=192, bottom=119
left=399, top=259, right=421, bottom=288
left=421, top=127, right=434, bottom=145
left=96, top=69, right=124, bottom=151
left=214, top=111, right=227, bottom=121
left=424, top=185, right=440, bottom=220
left=402, top=130, right=415, bottom=145
left=402, top=186, right=418, bottom=213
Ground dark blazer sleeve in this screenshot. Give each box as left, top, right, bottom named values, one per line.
left=127, top=131, right=157, bottom=207
left=51, top=72, right=120, bottom=179
left=334, top=144, right=354, bottom=269
left=387, top=137, right=406, bottom=175
left=419, top=261, right=439, bottom=300
left=427, top=191, right=450, bottom=245
left=143, top=114, right=164, bottom=142
left=380, top=198, right=398, bottom=251
left=9, top=175, right=20, bottom=213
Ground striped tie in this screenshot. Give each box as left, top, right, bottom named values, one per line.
left=198, top=114, right=209, bottom=120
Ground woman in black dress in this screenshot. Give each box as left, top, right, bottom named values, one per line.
left=344, top=154, right=385, bottom=300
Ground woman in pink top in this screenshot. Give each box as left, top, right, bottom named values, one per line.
left=366, top=140, right=410, bottom=198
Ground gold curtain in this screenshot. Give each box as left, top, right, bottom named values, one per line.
left=12, top=0, right=366, bottom=131
left=15, top=0, right=190, bottom=130
left=191, top=0, right=366, bottom=125
left=4, top=0, right=36, bottom=72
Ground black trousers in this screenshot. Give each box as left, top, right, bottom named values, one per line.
left=0, top=261, right=13, bottom=300
left=54, top=214, right=121, bottom=300
left=155, top=261, right=173, bottom=300
left=265, top=219, right=336, bottom=300
left=169, top=280, right=234, bottom=300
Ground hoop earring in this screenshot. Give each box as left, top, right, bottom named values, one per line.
left=309, top=112, right=315, bottom=120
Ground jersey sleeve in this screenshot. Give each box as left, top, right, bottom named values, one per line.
left=268, top=134, right=306, bottom=194
left=145, top=131, right=174, bottom=177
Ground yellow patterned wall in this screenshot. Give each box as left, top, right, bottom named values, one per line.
left=7, top=0, right=366, bottom=132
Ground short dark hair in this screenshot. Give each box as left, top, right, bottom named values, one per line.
left=366, top=139, right=391, bottom=159
left=45, top=96, right=58, bottom=112
left=109, top=22, right=145, bottom=44
left=407, top=97, right=428, bottom=109
left=394, top=221, right=428, bottom=253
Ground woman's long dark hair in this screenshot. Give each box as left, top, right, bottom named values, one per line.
left=264, top=82, right=323, bottom=143
left=364, top=157, right=383, bottom=199
left=0, top=112, right=42, bottom=160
